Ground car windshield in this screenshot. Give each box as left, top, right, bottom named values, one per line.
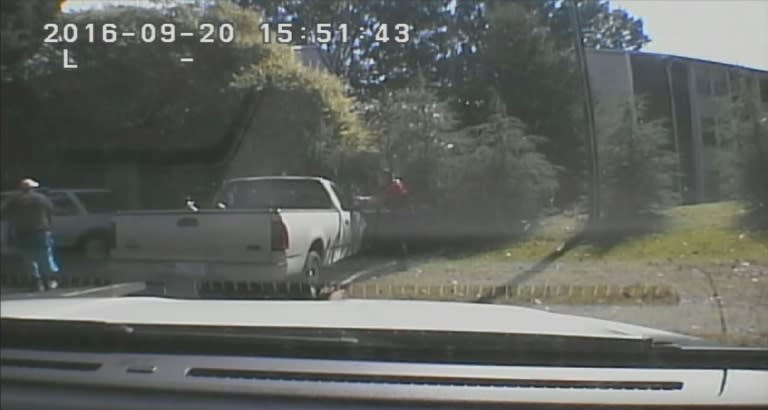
left=1, top=0, right=766, bottom=351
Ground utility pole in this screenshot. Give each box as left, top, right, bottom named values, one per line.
left=568, top=0, right=601, bottom=223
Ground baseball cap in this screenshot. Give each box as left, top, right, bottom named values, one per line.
left=20, top=178, right=40, bottom=189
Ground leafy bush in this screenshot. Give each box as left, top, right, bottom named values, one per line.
left=2, top=1, right=370, bottom=201
left=712, top=87, right=768, bottom=225
left=738, top=113, right=768, bottom=226
left=438, top=99, right=560, bottom=231
left=362, top=73, right=456, bottom=197
left=712, top=95, right=753, bottom=200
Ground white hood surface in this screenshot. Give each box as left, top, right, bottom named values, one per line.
left=0, top=297, right=694, bottom=342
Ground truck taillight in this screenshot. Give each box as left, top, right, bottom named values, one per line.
left=271, top=217, right=289, bottom=251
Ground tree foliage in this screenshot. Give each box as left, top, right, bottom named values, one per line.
left=238, top=0, right=648, bottom=94
left=1, top=1, right=368, bottom=204
left=363, top=72, right=456, bottom=196
left=2, top=2, right=366, bottom=156
left=1, top=0, right=64, bottom=80
left=4, top=3, right=264, bottom=155
left=234, top=0, right=649, bottom=208
left=712, top=95, right=754, bottom=200
left=238, top=0, right=453, bottom=95
left=713, top=81, right=768, bottom=223
left=449, top=2, right=582, bottom=204
left=2, top=0, right=656, bottom=219
left=597, top=98, right=678, bottom=221
left=530, top=0, right=650, bottom=51
left=439, top=96, right=560, bottom=225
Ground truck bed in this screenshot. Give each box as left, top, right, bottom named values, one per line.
left=111, top=210, right=275, bottom=264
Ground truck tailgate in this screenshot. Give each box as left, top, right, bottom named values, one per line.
left=111, top=210, right=274, bottom=263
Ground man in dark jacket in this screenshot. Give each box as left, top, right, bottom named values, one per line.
left=5, top=179, right=60, bottom=292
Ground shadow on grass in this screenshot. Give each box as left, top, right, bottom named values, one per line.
left=738, top=206, right=768, bottom=240
left=361, top=211, right=533, bottom=259
left=472, top=231, right=587, bottom=304
left=471, top=213, right=668, bottom=304
left=582, top=212, right=668, bottom=256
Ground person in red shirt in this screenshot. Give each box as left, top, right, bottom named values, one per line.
left=384, top=176, right=409, bottom=210
left=376, top=171, right=410, bottom=268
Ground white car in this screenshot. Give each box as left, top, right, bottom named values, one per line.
left=110, top=176, right=366, bottom=292
left=0, top=188, right=116, bottom=260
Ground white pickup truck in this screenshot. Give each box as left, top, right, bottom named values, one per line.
left=110, top=176, right=366, bottom=289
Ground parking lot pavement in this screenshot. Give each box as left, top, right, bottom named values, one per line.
left=1, top=282, right=147, bottom=300
left=1, top=253, right=402, bottom=300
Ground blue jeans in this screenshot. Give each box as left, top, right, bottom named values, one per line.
left=16, top=230, right=60, bottom=284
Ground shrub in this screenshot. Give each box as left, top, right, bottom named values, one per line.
left=438, top=100, right=560, bottom=232
left=597, top=98, right=678, bottom=222
left=712, top=85, right=768, bottom=225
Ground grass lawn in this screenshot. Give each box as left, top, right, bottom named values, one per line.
left=461, top=201, right=768, bottom=264
left=353, top=201, right=768, bottom=346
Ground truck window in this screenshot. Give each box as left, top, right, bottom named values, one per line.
left=48, top=192, right=80, bottom=216
left=76, top=191, right=116, bottom=214
left=331, top=183, right=352, bottom=210
left=224, top=179, right=334, bottom=210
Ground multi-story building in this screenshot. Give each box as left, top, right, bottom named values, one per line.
left=586, top=49, right=768, bottom=204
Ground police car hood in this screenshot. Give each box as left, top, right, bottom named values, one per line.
left=0, top=297, right=699, bottom=343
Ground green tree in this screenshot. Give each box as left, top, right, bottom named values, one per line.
left=234, top=1, right=650, bottom=209
left=363, top=72, right=456, bottom=196
left=1, top=1, right=369, bottom=199
left=713, top=79, right=768, bottom=224
left=440, top=96, right=560, bottom=227
left=3, top=2, right=267, bottom=156
left=597, top=98, right=678, bottom=221
left=531, top=0, right=650, bottom=51
left=449, top=2, right=582, bottom=205
left=238, top=0, right=453, bottom=95
left=712, top=95, right=753, bottom=200
left=1, top=0, right=64, bottom=80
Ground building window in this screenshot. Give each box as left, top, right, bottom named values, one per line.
left=696, top=67, right=711, bottom=97
left=701, top=117, right=717, bottom=146
left=713, top=70, right=728, bottom=97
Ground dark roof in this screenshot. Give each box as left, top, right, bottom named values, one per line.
left=587, top=48, right=768, bottom=75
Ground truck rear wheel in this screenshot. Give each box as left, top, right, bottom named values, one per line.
left=304, top=250, right=322, bottom=298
